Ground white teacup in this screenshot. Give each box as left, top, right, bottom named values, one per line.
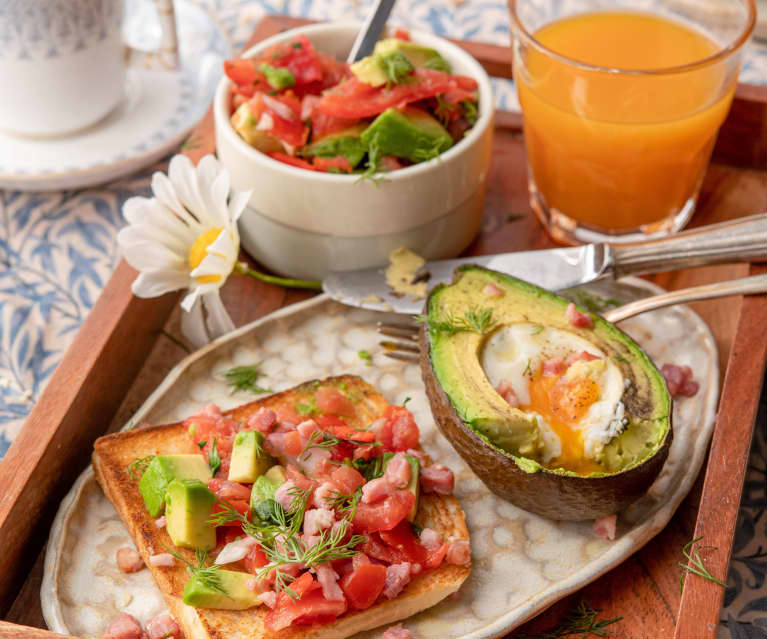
left=0, top=0, right=178, bottom=137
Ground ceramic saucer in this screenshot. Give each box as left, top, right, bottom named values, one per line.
left=0, top=0, right=230, bottom=192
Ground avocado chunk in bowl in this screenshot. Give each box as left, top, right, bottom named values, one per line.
left=419, top=265, right=672, bottom=521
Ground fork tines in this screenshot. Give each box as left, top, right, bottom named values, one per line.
left=378, top=321, right=420, bottom=362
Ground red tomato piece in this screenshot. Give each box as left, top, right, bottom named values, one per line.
left=224, top=58, right=259, bottom=85
left=284, top=430, right=303, bottom=456
left=316, top=386, right=356, bottom=416
left=394, top=28, right=411, bottom=41
left=380, top=521, right=427, bottom=565
left=254, top=92, right=309, bottom=148
left=378, top=155, right=404, bottom=172
left=453, top=75, right=479, bottom=91
left=330, top=440, right=356, bottom=462
left=218, top=526, right=243, bottom=547
left=330, top=465, right=366, bottom=494
left=186, top=413, right=239, bottom=477
left=352, top=490, right=415, bottom=533
left=266, top=573, right=346, bottom=631
left=208, top=478, right=252, bottom=502
left=378, top=405, right=420, bottom=452
left=316, top=68, right=456, bottom=119
left=315, top=413, right=346, bottom=429
left=339, top=562, right=387, bottom=609
left=285, top=465, right=319, bottom=492
left=353, top=444, right=382, bottom=461
left=211, top=499, right=249, bottom=527
left=258, top=34, right=323, bottom=88
left=243, top=544, right=270, bottom=573
left=362, top=532, right=408, bottom=564
left=268, top=152, right=317, bottom=170
left=310, top=111, right=360, bottom=140
left=277, top=403, right=303, bottom=427
left=424, top=542, right=449, bottom=570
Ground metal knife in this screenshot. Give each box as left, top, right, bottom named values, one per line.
left=323, top=213, right=767, bottom=314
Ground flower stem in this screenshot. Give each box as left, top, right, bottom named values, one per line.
left=235, top=262, right=322, bottom=291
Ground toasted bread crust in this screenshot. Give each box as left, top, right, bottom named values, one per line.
left=93, top=375, right=471, bottom=639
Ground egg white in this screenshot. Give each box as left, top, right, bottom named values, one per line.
left=481, top=323, right=626, bottom=462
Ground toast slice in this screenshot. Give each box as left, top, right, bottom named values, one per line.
left=93, top=375, right=471, bottom=639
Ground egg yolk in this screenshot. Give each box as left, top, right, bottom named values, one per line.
left=523, top=365, right=606, bottom=475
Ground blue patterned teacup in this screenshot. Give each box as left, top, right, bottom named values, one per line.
left=0, top=0, right=178, bottom=137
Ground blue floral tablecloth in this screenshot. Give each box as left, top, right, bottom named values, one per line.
left=2, top=1, right=766, bottom=635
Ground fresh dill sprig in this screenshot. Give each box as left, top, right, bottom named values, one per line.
left=462, top=99, right=478, bottom=125
left=295, top=396, right=320, bottom=417
left=208, top=437, right=221, bottom=476
left=357, top=349, right=373, bottom=366
left=679, top=536, right=726, bottom=593
left=300, top=430, right=342, bottom=461
left=523, top=359, right=532, bottom=376
left=414, top=306, right=497, bottom=337
left=327, top=487, right=362, bottom=514
left=517, top=600, right=622, bottom=638
left=221, top=364, right=273, bottom=395
left=352, top=454, right=385, bottom=481
left=163, top=547, right=226, bottom=596
left=127, top=455, right=155, bottom=481
left=379, top=50, right=414, bottom=86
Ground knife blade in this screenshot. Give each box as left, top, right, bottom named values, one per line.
left=322, top=213, right=767, bottom=315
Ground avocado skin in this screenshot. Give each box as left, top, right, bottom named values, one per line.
left=419, top=265, right=673, bottom=521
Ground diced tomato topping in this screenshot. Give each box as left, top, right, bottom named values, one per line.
left=424, top=542, right=449, bottom=569
left=316, top=69, right=458, bottom=119
left=253, top=92, right=309, bottom=148
left=452, top=75, right=479, bottom=91
left=315, top=413, right=345, bottom=429
left=224, top=58, right=266, bottom=88
left=313, top=156, right=353, bottom=173
left=285, top=465, right=319, bottom=492
left=266, top=573, right=346, bottom=631
left=243, top=544, right=270, bottom=573
left=259, top=35, right=323, bottom=88
left=330, top=440, right=356, bottom=462
left=277, top=403, right=303, bottom=427
left=330, top=465, right=366, bottom=494
left=269, top=152, right=317, bottom=170
left=316, top=386, right=356, bottom=416
left=378, top=406, right=420, bottom=452
left=379, top=521, right=427, bottom=565
left=310, top=111, right=359, bottom=139
left=208, top=478, right=252, bottom=502
left=284, top=430, right=303, bottom=456
left=339, top=562, right=387, bottom=609
left=378, top=155, right=405, bottom=172
left=211, top=499, right=249, bottom=527
left=393, top=28, right=411, bottom=41
left=353, top=490, right=415, bottom=533
left=186, top=411, right=238, bottom=477
left=362, top=532, right=407, bottom=564
left=314, top=413, right=376, bottom=444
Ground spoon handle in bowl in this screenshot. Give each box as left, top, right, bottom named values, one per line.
left=347, top=0, right=397, bottom=63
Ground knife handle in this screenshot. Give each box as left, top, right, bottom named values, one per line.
left=610, top=213, right=767, bottom=277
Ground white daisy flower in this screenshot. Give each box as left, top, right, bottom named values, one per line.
left=117, top=154, right=250, bottom=347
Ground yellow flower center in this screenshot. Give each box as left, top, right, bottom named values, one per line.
left=188, top=227, right=224, bottom=284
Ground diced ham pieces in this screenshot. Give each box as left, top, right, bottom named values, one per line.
left=421, top=464, right=454, bottom=495
left=297, top=419, right=319, bottom=439
left=367, top=418, right=386, bottom=438
left=248, top=407, right=277, bottom=433
left=496, top=379, right=519, bottom=407
left=382, top=623, right=414, bottom=639
left=303, top=507, right=335, bottom=536
left=542, top=357, right=566, bottom=377
left=565, top=350, right=599, bottom=366
left=149, top=553, right=175, bottom=567
left=215, top=536, right=258, bottom=565
left=446, top=540, right=471, bottom=566
left=317, top=563, right=345, bottom=601
left=384, top=452, right=411, bottom=489
left=482, top=283, right=504, bottom=297
left=100, top=613, right=143, bottom=639
left=419, top=527, right=443, bottom=552
left=566, top=302, right=594, bottom=328
left=275, top=480, right=298, bottom=511
left=361, top=477, right=395, bottom=504
left=203, top=402, right=223, bottom=419
left=208, top=478, right=251, bottom=502
left=259, top=590, right=278, bottom=608
left=116, top=547, right=144, bottom=573
left=265, top=432, right=287, bottom=457
left=313, top=481, right=336, bottom=509
left=383, top=562, right=412, bottom=599
left=593, top=514, right=617, bottom=541
left=405, top=448, right=427, bottom=465
left=145, top=613, right=181, bottom=639
left=661, top=363, right=700, bottom=398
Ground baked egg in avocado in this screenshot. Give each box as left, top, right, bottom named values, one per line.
left=419, top=265, right=672, bottom=520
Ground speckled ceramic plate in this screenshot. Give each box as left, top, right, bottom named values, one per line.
left=41, top=278, right=719, bottom=639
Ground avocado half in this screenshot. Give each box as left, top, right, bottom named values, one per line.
left=419, top=265, right=672, bottom=521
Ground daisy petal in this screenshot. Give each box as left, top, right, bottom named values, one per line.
left=203, top=292, right=235, bottom=339
left=118, top=223, right=189, bottom=258
left=120, top=238, right=186, bottom=272
left=191, top=253, right=230, bottom=279
left=122, top=196, right=155, bottom=225
left=180, top=297, right=209, bottom=348
left=169, top=155, right=212, bottom=226
left=132, top=269, right=191, bottom=298
left=228, top=189, right=252, bottom=222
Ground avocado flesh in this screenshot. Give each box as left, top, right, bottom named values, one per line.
left=249, top=465, right=286, bottom=516
left=361, top=107, right=453, bottom=164
left=165, top=479, right=217, bottom=550
left=231, top=102, right=283, bottom=154
left=183, top=569, right=262, bottom=609
left=138, top=454, right=212, bottom=517
left=351, top=38, right=451, bottom=86
left=304, top=124, right=368, bottom=168
left=228, top=430, right=274, bottom=483
left=426, top=266, right=671, bottom=478
left=383, top=453, right=421, bottom=522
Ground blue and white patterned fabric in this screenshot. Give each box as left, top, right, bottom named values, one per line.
left=1, top=0, right=766, bottom=634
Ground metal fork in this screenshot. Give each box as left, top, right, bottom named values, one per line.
left=376, top=272, right=767, bottom=361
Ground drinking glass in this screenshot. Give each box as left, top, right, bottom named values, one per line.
left=509, top=0, right=756, bottom=244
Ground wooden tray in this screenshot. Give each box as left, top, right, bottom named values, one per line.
left=2, top=15, right=767, bottom=638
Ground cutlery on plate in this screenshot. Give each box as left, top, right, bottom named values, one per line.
left=376, top=271, right=767, bottom=361
left=323, top=213, right=767, bottom=314
left=346, top=0, right=397, bottom=63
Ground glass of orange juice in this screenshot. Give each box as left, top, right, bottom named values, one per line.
left=509, top=0, right=756, bottom=244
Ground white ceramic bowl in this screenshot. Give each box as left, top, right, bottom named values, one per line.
left=214, top=22, right=494, bottom=280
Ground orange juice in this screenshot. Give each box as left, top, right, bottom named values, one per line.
left=516, top=11, right=736, bottom=230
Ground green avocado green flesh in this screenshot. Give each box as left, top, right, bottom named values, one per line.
left=361, top=107, right=452, bottom=164
left=351, top=38, right=451, bottom=86
left=303, top=124, right=368, bottom=168
left=383, top=452, right=421, bottom=521
left=228, top=430, right=274, bottom=483
left=426, top=266, right=671, bottom=477
left=138, top=454, right=212, bottom=517
left=165, top=479, right=217, bottom=550
left=183, top=568, right=262, bottom=609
